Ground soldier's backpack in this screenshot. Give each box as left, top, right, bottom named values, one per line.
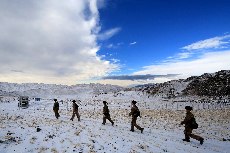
left=53, top=102, right=59, bottom=109
left=134, top=110, right=141, bottom=117
left=190, top=117, right=198, bottom=129
left=74, top=103, right=79, bottom=109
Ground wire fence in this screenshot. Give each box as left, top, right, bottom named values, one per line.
left=145, top=100, right=230, bottom=110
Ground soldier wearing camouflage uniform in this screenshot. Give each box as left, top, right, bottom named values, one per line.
left=102, top=101, right=114, bottom=126
left=70, top=100, right=80, bottom=121
left=53, top=99, right=60, bottom=119
left=129, top=100, right=144, bottom=133
left=181, top=106, right=204, bottom=144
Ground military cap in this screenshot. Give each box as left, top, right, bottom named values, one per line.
left=132, top=100, right=137, bottom=104
left=185, top=106, right=193, bottom=110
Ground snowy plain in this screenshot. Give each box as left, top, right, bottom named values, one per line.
left=0, top=90, right=230, bottom=153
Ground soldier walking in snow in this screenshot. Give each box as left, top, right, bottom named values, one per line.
left=181, top=106, right=204, bottom=144
left=70, top=100, right=80, bottom=121
left=129, top=100, right=144, bottom=133
left=53, top=99, right=60, bottom=119
left=102, top=101, right=114, bottom=126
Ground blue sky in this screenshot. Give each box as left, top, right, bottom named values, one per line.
left=0, top=0, right=230, bottom=86
left=98, top=0, right=230, bottom=71
left=96, top=0, right=230, bottom=85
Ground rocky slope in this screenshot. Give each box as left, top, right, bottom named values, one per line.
left=132, top=70, right=230, bottom=98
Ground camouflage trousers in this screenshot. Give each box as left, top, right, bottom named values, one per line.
left=53, top=109, right=60, bottom=119
left=103, top=114, right=114, bottom=124
left=71, top=111, right=80, bottom=121
left=131, top=116, right=142, bottom=131
left=184, top=127, right=203, bottom=141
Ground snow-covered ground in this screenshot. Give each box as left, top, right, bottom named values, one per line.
left=0, top=91, right=230, bottom=153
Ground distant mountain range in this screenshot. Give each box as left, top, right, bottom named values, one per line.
left=0, top=83, right=123, bottom=97
left=132, top=70, right=230, bottom=97
left=1, top=70, right=229, bottom=98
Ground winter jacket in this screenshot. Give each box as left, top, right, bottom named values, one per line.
left=53, top=102, right=59, bottom=111
left=103, top=105, right=110, bottom=116
left=129, top=105, right=140, bottom=117
left=181, top=111, right=194, bottom=128
left=72, top=103, right=79, bottom=112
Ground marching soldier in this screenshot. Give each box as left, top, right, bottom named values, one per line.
left=129, top=100, right=144, bottom=133
left=181, top=106, right=204, bottom=144
left=53, top=99, right=60, bottom=119
left=102, top=101, right=114, bottom=126
left=70, top=100, right=80, bottom=121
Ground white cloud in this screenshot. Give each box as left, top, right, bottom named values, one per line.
left=130, top=41, right=137, bottom=45
left=106, top=42, right=123, bottom=49
left=133, top=50, right=230, bottom=80
left=98, top=27, right=121, bottom=40
left=110, top=58, right=120, bottom=63
left=0, top=0, right=119, bottom=85
left=182, top=35, right=230, bottom=51
left=164, top=52, right=193, bottom=63
left=165, top=34, right=230, bottom=62
left=95, top=77, right=172, bottom=87
left=107, top=44, right=114, bottom=48
left=176, top=52, right=192, bottom=59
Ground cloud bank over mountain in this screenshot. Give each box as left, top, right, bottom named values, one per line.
left=103, top=74, right=178, bottom=81
left=0, top=0, right=118, bottom=85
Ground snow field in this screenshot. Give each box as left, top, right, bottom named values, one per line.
left=1, top=96, right=230, bottom=153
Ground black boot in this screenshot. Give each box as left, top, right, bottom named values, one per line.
left=182, top=139, right=190, bottom=142
left=200, top=138, right=204, bottom=145
left=141, top=128, right=144, bottom=133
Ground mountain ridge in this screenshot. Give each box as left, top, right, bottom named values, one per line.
left=1, top=70, right=230, bottom=98
left=132, top=70, right=230, bottom=97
